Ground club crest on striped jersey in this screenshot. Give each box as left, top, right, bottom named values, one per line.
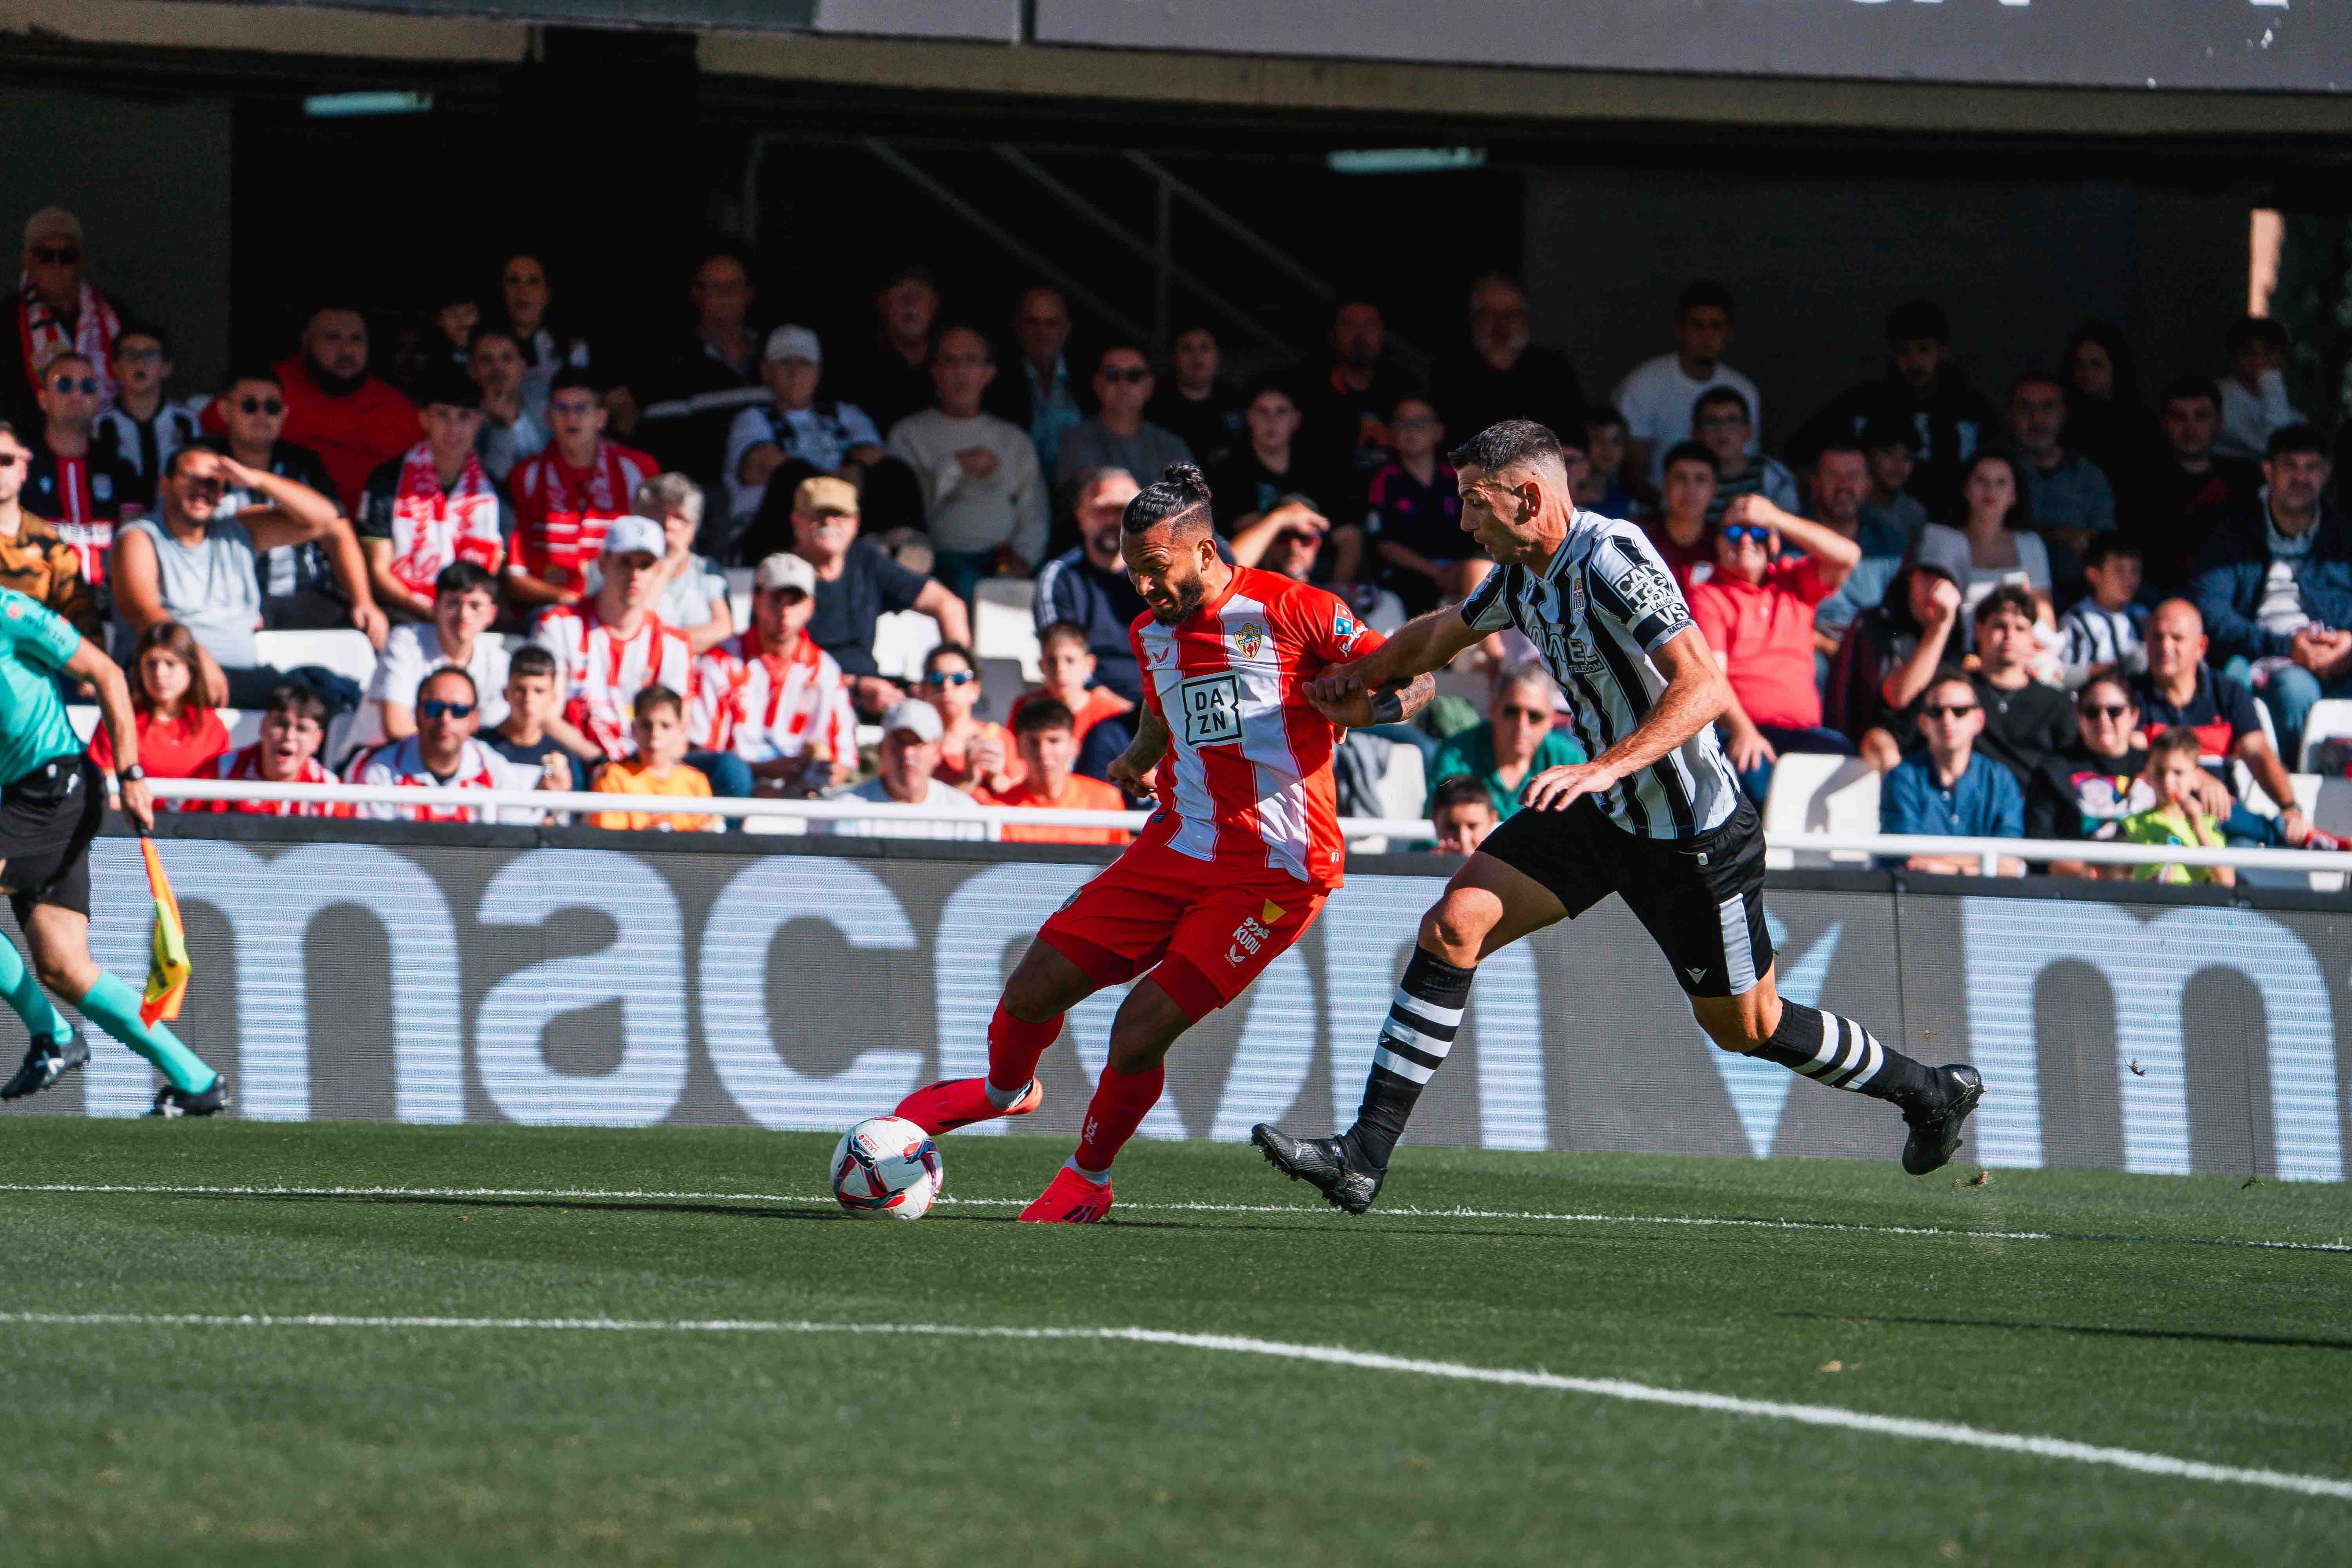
left=1231, top=619, right=1266, bottom=661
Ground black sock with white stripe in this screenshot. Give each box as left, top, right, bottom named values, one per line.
left=1752, top=1003, right=1937, bottom=1106
left=1345, top=946, right=1475, bottom=1171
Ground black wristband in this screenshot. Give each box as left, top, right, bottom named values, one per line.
left=115, top=763, right=146, bottom=783
left=1368, top=688, right=1406, bottom=726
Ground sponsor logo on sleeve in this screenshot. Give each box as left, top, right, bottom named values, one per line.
left=1612, top=557, right=1683, bottom=625
left=1331, top=604, right=1361, bottom=653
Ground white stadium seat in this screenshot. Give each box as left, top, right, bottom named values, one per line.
left=974, top=578, right=1041, bottom=682
left=871, top=609, right=942, bottom=683
left=2300, top=699, right=2352, bottom=770
left=1760, top=754, right=1880, bottom=869
left=254, top=629, right=380, bottom=689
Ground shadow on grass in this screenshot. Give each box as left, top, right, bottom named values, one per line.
left=1781, top=1309, right=2352, bottom=1353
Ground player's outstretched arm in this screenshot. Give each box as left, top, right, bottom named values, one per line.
left=1521, top=626, right=1731, bottom=812
left=1305, top=606, right=1482, bottom=704
left=1105, top=705, right=1171, bottom=794
left=64, top=637, right=154, bottom=831
left=1306, top=669, right=1437, bottom=731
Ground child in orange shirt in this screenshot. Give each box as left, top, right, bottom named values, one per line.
left=591, top=684, right=719, bottom=831
left=975, top=696, right=1132, bottom=845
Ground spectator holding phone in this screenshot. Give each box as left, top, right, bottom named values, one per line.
left=921, top=641, right=1018, bottom=794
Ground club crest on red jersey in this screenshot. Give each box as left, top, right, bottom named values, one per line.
left=1232, top=619, right=1266, bottom=661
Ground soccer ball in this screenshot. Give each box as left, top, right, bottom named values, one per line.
left=829, top=1116, right=945, bottom=1220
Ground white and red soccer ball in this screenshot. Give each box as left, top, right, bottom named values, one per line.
left=830, top=1116, right=945, bottom=1220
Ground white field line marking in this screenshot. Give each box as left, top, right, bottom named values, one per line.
left=4, top=1181, right=2346, bottom=1255
left=0, top=1312, right=2345, bottom=1502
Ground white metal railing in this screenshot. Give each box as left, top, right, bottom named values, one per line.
left=1769, top=831, right=2349, bottom=879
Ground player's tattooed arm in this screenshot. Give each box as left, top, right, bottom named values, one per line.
left=1307, top=669, right=1435, bottom=730
left=1106, top=705, right=1171, bottom=794
left=1367, top=671, right=1436, bottom=727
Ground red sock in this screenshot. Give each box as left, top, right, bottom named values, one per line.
left=1073, top=1063, right=1164, bottom=1175
left=987, top=1003, right=1064, bottom=1096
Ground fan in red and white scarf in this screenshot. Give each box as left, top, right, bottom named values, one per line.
left=16, top=207, right=122, bottom=412
left=506, top=378, right=660, bottom=602
left=690, top=559, right=856, bottom=778
left=194, top=741, right=354, bottom=819
left=359, top=440, right=508, bottom=606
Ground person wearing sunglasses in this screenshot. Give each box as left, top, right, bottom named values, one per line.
left=0, top=419, right=99, bottom=639
left=918, top=641, right=1017, bottom=795
left=23, top=350, right=143, bottom=589
left=208, top=366, right=384, bottom=645
left=6, top=207, right=123, bottom=431
left=1877, top=668, right=2026, bottom=876
left=1686, top=491, right=1862, bottom=805
left=1053, top=345, right=1194, bottom=509
left=347, top=665, right=556, bottom=824
left=92, top=323, right=203, bottom=512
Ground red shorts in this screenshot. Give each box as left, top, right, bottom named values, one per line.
left=1037, top=842, right=1329, bottom=1023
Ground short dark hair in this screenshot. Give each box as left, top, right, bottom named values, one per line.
left=1975, top=582, right=2038, bottom=629
left=1924, top=663, right=1975, bottom=700
left=2265, top=423, right=2330, bottom=462
left=419, top=665, right=478, bottom=702
left=1859, top=414, right=1915, bottom=452
left=2226, top=316, right=2288, bottom=355
left=1011, top=696, right=1077, bottom=737
left=1693, top=385, right=1752, bottom=423
left=935, top=323, right=995, bottom=363
left=114, top=320, right=169, bottom=358
left=1122, top=462, right=1215, bottom=538
left=509, top=644, right=557, bottom=682
left=1391, top=392, right=1438, bottom=423
left=2082, top=535, right=2141, bottom=571
left=265, top=683, right=330, bottom=728
left=162, top=444, right=210, bottom=481
left=548, top=366, right=601, bottom=399
left=2078, top=673, right=2134, bottom=711
left=434, top=559, right=497, bottom=599
left=1677, top=279, right=1734, bottom=319
left=1660, top=439, right=1717, bottom=476
left=2145, top=724, right=2204, bottom=767
left=632, top=683, right=683, bottom=722
left=1429, top=774, right=1493, bottom=815
left=1447, top=419, right=1563, bottom=475
left=922, top=641, right=976, bottom=679
left=1037, top=620, right=1092, bottom=657
left=1581, top=404, right=1628, bottom=436
left=2008, top=370, right=2065, bottom=400
left=1095, top=343, right=1150, bottom=374
left=414, top=362, right=481, bottom=412
left=1886, top=299, right=1951, bottom=344
left=2157, top=374, right=2222, bottom=413
left=224, top=364, right=283, bottom=391
left=1813, top=435, right=1867, bottom=465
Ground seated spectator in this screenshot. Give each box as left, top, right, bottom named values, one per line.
left=1364, top=396, right=1470, bottom=616
left=1012, top=621, right=1134, bottom=741
left=1034, top=467, right=1147, bottom=702
left=784, top=474, right=970, bottom=717
left=1229, top=499, right=1401, bottom=629
left=87, top=621, right=229, bottom=789
left=886, top=325, right=1050, bottom=597
left=1640, top=440, right=1718, bottom=588
left=22, top=350, right=140, bottom=588
left=349, top=666, right=553, bottom=822
left=2138, top=376, right=2259, bottom=592
left=0, top=419, right=98, bottom=637
left=2006, top=371, right=2114, bottom=573
left=1858, top=415, right=1931, bottom=547
left=1426, top=662, right=1586, bottom=820
left=2058, top=538, right=2147, bottom=690
left=1913, top=451, right=2053, bottom=626
left=628, top=247, right=768, bottom=485
left=690, top=551, right=855, bottom=800
left=1967, top=584, right=2079, bottom=838
left=209, top=366, right=382, bottom=640
left=1207, top=382, right=1346, bottom=560
left=5, top=208, right=124, bottom=432
left=723, top=325, right=882, bottom=532
left=493, top=252, right=592, bottom=415
left=583, top=474, right=731, bottom=656
left=504, top=367, right=660, bottom=613
left=2130, top=597, right=2306, bottom=824
left=920, top=641, right=1019, bottom=794
left=359, top=364, right=508, bottom=624
left=1612, top=278, right=1754, bottom=496
left=1434, top=273, right=1585, bottom=453
left=1055, top=344, right=1193, bottom=503
left=2185, top=425, right=2348, bottom=762
left=2215, top=316, right=2301, bottom=465
left=989, top=287, right=1087, bottom=479
left=1428, top=772, right=1500, bottom=856
left=2118, top=727, right=2236, bottom=887
left=1687, top=493, right=1861, bottom=804
left=196, top=683, right=351, bottom=819
left=468, top=326, right=546, bottom=481
left=1295, top=296, right=1421, bottom=496
left=1145, top=325, right=1245, bottom=467
left=831, top=263, right=942, bottom=438
left=532, top=513, right=695, bottom=763
left=486, top=643, right=588, bottom=793
left=93, top=322, right=202, bottom=511
left=370, top=560, right=512, bottom=742
left=974, top=696, right=1130, bottom=845
left=1828, top=546, right=1966, bottom=772
left=1793, top=299, right=1995, bottom=516
left=253, top=304, right=421, bottom=516
left=591, top=685, right=718, bottom=831
left=824, top=698, right=988, bottom=840
left=1692, top=386, right=1797, bottom=525
left=113, top=446, right=337, bottom=708
left=2061, top=319, right=2166, bottom=514
left=1574, top=406, right=1637, bottom=518
left=1803, top=438, right=1908, bottom=657
left=1878, top=668, right=2025, bottom=876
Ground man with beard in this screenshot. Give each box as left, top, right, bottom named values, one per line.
left=236, top=305, right=422, bottom=516
left=1433, top=274, right=1584, bottom=449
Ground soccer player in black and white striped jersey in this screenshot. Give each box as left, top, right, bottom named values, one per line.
left=1254, top=420, right=1981, bottom=1213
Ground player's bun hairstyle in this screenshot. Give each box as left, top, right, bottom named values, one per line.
left=1123, top=462, right=1214, bottom=536
left=1447, top=419, right=1564, bottom=477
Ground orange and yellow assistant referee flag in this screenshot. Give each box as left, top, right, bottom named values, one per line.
left=138, top=835, right=190, bottom=1026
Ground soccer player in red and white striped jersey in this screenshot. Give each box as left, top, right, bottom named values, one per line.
left=195, top=683, right=351, bottom=819
left=689, top=551, right=857, bottom=795
left=531, top=514, right=694, bottom=761
left=892, top=464, right=1433, bottom=1223
left=505, top=368, right=660, bottom=612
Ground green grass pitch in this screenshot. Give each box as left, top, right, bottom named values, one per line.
left=0, top=1118, right=2347, bottom=1565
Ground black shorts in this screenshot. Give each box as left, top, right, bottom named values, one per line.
left=1478, top=794, right=1772, bottom=997
left=0, top=754, right=105, bottom=923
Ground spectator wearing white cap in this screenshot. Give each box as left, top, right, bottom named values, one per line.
left=826, top=698, right=988, bottom=839
left=690, top=551, right=857, bottom=798
left=6, top=207, right=126, bottom=431
left=723, top=326, right=884, bottom=530
left=531, top=512, right=697, bottom=763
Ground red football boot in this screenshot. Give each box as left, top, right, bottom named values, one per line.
left=893, top=1076, right=1043, bottom=1136
left=1017, top=1166, right=1114, bottom=1224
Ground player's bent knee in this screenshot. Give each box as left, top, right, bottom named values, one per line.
left=1422, top=892, right=1496, bottom=964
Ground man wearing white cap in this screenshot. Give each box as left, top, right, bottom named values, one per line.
left=825, top=697, right=987, bottom=840
left=724, top=326, right=883, bottom=529
left=531, top=513, right=698, bottom=765
left=6, top=208, right=124, bottom=430
left=690, top=551, right=856, bottom=798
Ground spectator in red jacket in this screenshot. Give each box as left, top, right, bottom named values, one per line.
left=87, top=621, right=228, bottom=793
left=244, top=306, right=421, bottom=515
left=198, top=683, right=351, bottom=818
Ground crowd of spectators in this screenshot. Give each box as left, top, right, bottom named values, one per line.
left=9, top=197, right=2352, bottom=867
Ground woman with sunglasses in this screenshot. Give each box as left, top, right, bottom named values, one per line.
left=85, top=621, right=229, bottom=797
left=920, top=642, right=1019, bottom=795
